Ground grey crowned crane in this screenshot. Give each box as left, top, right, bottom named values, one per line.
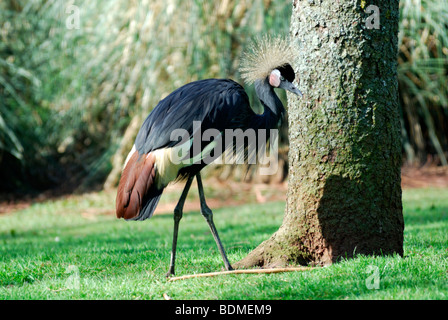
left=116, top=36, right=302, bottom=276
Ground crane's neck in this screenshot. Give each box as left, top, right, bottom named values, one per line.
left=253, top=78, right=285, bottom=129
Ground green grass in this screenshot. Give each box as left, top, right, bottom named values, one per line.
left=0, top=188, right=447, bottom=300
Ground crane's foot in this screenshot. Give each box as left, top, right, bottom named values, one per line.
left=166, top=270, right=175, bottom=278
left=166, top=262, right=176, bottom=278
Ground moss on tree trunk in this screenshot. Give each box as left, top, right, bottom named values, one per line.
left=235, top=0, right=404, bottom=268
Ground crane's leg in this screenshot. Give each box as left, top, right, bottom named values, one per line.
left=166, top=176, right=194, bottom=277
left=196, top=173, right=233, bottom=271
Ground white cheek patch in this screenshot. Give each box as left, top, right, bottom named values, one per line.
left=269, top=69, right=281, bottom=87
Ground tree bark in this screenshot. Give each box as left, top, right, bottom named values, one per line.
left=235, top=0, right=404, bottom=268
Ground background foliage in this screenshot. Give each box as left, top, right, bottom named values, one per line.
left=1, top=0, right=447, bottom=193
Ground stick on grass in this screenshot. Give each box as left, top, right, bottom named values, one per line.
left=167, top=267, right=314, bottom=281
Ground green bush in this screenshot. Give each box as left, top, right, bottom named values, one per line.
left=0, top=0, right=447, bottom=193
left=398, top=0, right=448, bottom=165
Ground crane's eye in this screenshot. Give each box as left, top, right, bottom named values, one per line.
left=280, top=76, right=285, bottom=81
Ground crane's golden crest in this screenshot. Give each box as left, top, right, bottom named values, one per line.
left=239, top=35, right=297, bottom=85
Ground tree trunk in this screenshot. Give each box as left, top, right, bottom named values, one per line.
left=235, top=0, right=404, bottom=268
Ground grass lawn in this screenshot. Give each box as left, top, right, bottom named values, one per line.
left=0, top=187, right=447, bottom=300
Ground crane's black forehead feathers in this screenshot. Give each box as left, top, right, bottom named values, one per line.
left=277, top=64, right=295, bottom=82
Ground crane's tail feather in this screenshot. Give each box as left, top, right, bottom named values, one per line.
left=116, top=150, right=163, bottom=221
left=133, top=189, right=163, bottom=221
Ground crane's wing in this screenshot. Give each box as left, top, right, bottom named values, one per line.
left=117, top=79, right=252, bottom=221
left=134, top=79, right=251, bottom=155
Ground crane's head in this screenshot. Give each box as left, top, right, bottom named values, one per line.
left=239, top=36, right=303, bottom=97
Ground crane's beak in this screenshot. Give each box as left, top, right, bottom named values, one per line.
left=288, top=86, right=303, bottom=97
left=282, top=81, right=303, bottom=97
